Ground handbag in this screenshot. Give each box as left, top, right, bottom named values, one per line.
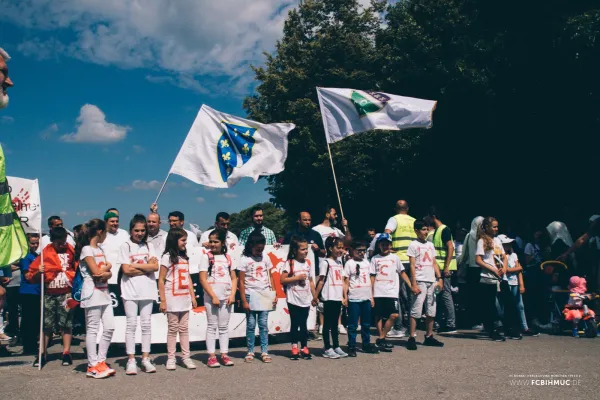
left=248, top=263, right=277, bottom=312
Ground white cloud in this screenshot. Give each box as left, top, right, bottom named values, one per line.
left=76, top=210, right=99, bottom=217
left=5, top=0, right=299, bottom=95
left=40, top=122, right=58, bottom=139
left=132, top=145, right=144, bottom=153
left=59, top=211, right=68, bottom=217
left=117, top=179, right=162, bottom=191
left=196, top=197, right=205, bottom=203
left=204, top=186, right=217, bottom=191
left=60, top=104, right=130, bottom=143
left=219, top=192, right=238, bottom=199
left=1, top=116, right=14, bottom=124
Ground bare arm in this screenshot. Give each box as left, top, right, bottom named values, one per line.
left=158, top=265, right=168, bottom=312
left=399, top=271, right=412, bottom=287
left=121, top=263, right=146, bottom=277
left=239, top=271, right=248, bottom=307
left=506, top=258, right=523, bottom=274
left=444, top=240, right=454, bottom=273
left=199, top=271, right=219, bottom=302
left=476, top=255, right=499, bottom=277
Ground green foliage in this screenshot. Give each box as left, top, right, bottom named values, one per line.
left=245, top=0, right=600, bottom=235
left=228, top=202, right=288, bottom=238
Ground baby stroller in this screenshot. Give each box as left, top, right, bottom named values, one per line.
left=543, top=261, right=598, bottom=337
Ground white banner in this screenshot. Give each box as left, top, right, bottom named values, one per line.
left=107, top=245, right=317, bottom=343
left=7, top=176, right=41, bottom=233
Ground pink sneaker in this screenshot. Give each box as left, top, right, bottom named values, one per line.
left=207, top=356, right=220, bottom=368
left=220, top=354, right=234, bottom=366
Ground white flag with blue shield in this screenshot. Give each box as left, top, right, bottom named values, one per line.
left=169, top=105, right=295, bottom=188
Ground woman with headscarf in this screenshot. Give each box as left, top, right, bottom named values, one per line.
left=547, top=221, right=577, bottom=276
left=456, top=216, right=484, bottom=329
left=558, top=216, right=600, bottom=291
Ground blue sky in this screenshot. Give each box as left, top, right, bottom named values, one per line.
left=0, top=0, right=313, bottom=230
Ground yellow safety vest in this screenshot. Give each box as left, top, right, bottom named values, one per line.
left=0, top=144, right=28, bottom=266
left=391, top=214, right=416, bottom=261
left=433, top=224, right=456, bottom=271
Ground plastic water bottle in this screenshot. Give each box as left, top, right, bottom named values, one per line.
left=434, top=284, right=441, bottom=295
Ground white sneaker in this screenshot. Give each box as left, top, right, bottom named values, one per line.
left=471, top=324, right=484, bottom=331
left=338, top=325, right=347, bottom=335
left=333, top=347, right=348, bottom=358
left=141, top=357, right=156, bottom=373
left=356, top=325, right=362, bottom=332
left=386, top=329, right=406, bottom=338
left=322, top=348, right=340, bottom=359
left=126, top=359, right=138, bottom=375
left=166, top=358, right=177, bottom=371
left=318, top=325, right=323, bottom=335
left=182, top=358, right=197, bottom=369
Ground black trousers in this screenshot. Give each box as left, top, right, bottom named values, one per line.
left=480, top=283, right=500, bottom=333
left=20, top=294, right=41, bottom=354
left=288, top=303, right=309, bottom=347
left=467, top=268, right=483, bottom=326
left=5, top=286, right=20, bottom=336
left=323, top=300, right=342, bottom=349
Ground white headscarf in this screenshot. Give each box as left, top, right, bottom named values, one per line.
left=546, top=221, right=573, bottom=247
left=459, top=216, right=483, bottom=266
left=0, top=48, right=10, bottom=61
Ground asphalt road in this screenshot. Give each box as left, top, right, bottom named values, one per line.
left=1, top=330, right=598, bottom=400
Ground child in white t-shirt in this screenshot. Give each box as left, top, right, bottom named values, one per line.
left=316, top=236, right=348, bottom=359
left=370, top=233, right=411, bottom=352
left=475, top=217, right=508, bottom=342
left=238, top=231, right=276, bottom=363
left=118, top=214, right=159, bottom=375
left=280, top=236, right=318, bottom=360
left=406, top=220, right=444, bottom=350
left=343, top=240, right=379, bottom=357
left=199, top=228, right=237, bottom=368
left=77, top=219, right=116, bottom=379
left=158, top=228, right=198, bottom=371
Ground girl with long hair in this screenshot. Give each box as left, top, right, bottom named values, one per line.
left=76, top=218, right=116, bottom=379
left=280, top=236, right=318, bottom=360
left=238, top=231, right=275, bottom=363
left=158, top=228, right=197, bottom=371
left=119, top=214, right=159, bottom=374
left=199, top=228, right=237, bottom=368
left=475, top=217, right=507, bottom=341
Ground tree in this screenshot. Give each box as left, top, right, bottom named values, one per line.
left=228, top=202, right=288, bottom=239
left=246, top=0, right=600, bottom=236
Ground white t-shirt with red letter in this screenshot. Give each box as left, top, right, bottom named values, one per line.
left=79, top=245, right=112, bottom=309
left=118, top=240, right=158, bottom=301
left=319, top=258, right=345, bottom=301
left=370, top=253, right=405, bottom=298
left=344, top=259, right=372, bottom=301
left=199, top=253, right=233, bottom=301
left=238, top=255, right=272, bottom=293
left=407, top=240, right=437, bottom=283
left=160, top=254, right=192, bottom=312
left=281, top=259, right=313, bottom=307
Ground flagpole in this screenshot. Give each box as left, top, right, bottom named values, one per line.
left=38, top=249, right=44, bottom=370
left=325, top=142, right=345, bottom=221
left=154, top=173, right=171, bottom=204
left=316, top=87, right=346, bottom=220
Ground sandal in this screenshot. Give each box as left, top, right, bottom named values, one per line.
left=261, top=353, right=272, bottom=363
left=244, top=353, right=255, bottom=363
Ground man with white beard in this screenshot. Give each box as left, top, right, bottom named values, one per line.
left=0, top=48, right=11, bottom=109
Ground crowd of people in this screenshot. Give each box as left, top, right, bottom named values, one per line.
left=0, top=201, right=598, bottom=379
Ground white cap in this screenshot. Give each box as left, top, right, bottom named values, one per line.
left=0, top=48, right=10, bottom=61
left=498, top=234, right=514, bottom=244
left=589, top=215, right=600, bottom=222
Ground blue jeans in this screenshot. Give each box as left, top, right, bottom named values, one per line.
left=347, top=300, right=371, bottom=348
left=509, top=285, right=528, bottom=330
left=245, top=295, right=269, bottom=354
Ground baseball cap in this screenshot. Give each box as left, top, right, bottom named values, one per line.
left=376, top=233, right=393, bottom=243
left=498, top=234, right=514, bottom=244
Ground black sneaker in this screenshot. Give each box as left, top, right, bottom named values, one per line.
left=438, top=326, right=458, bottom=334
left=376, top=339, right=392, bottom=352
left=348, top=347, right=357, bottom=357
left=406, top=337, right=417, bottom=351
left=62, top=352, right=73, bottom=366
left=522, top=329, right=539, bottom=337
left=491, top=330, right=506, bottom=342
left=362, top=344, right=380, bottom=354
left=33, top=354, right=47, bottom=368
left=508, top=331, right=523, bottom=340
left=423, top=335, right=444, bottom=347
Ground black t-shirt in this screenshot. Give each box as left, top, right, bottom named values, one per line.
left=440, top=226, right=452, bottom=244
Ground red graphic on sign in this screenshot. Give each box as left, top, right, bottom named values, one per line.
left=267, top=252, right=287, bottom=299
left=11, top=188, right=31, bottom=214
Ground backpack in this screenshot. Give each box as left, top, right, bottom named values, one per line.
left=71, top=267, right=85, bottom=302
left=206, top=251, right=232, bottom=276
